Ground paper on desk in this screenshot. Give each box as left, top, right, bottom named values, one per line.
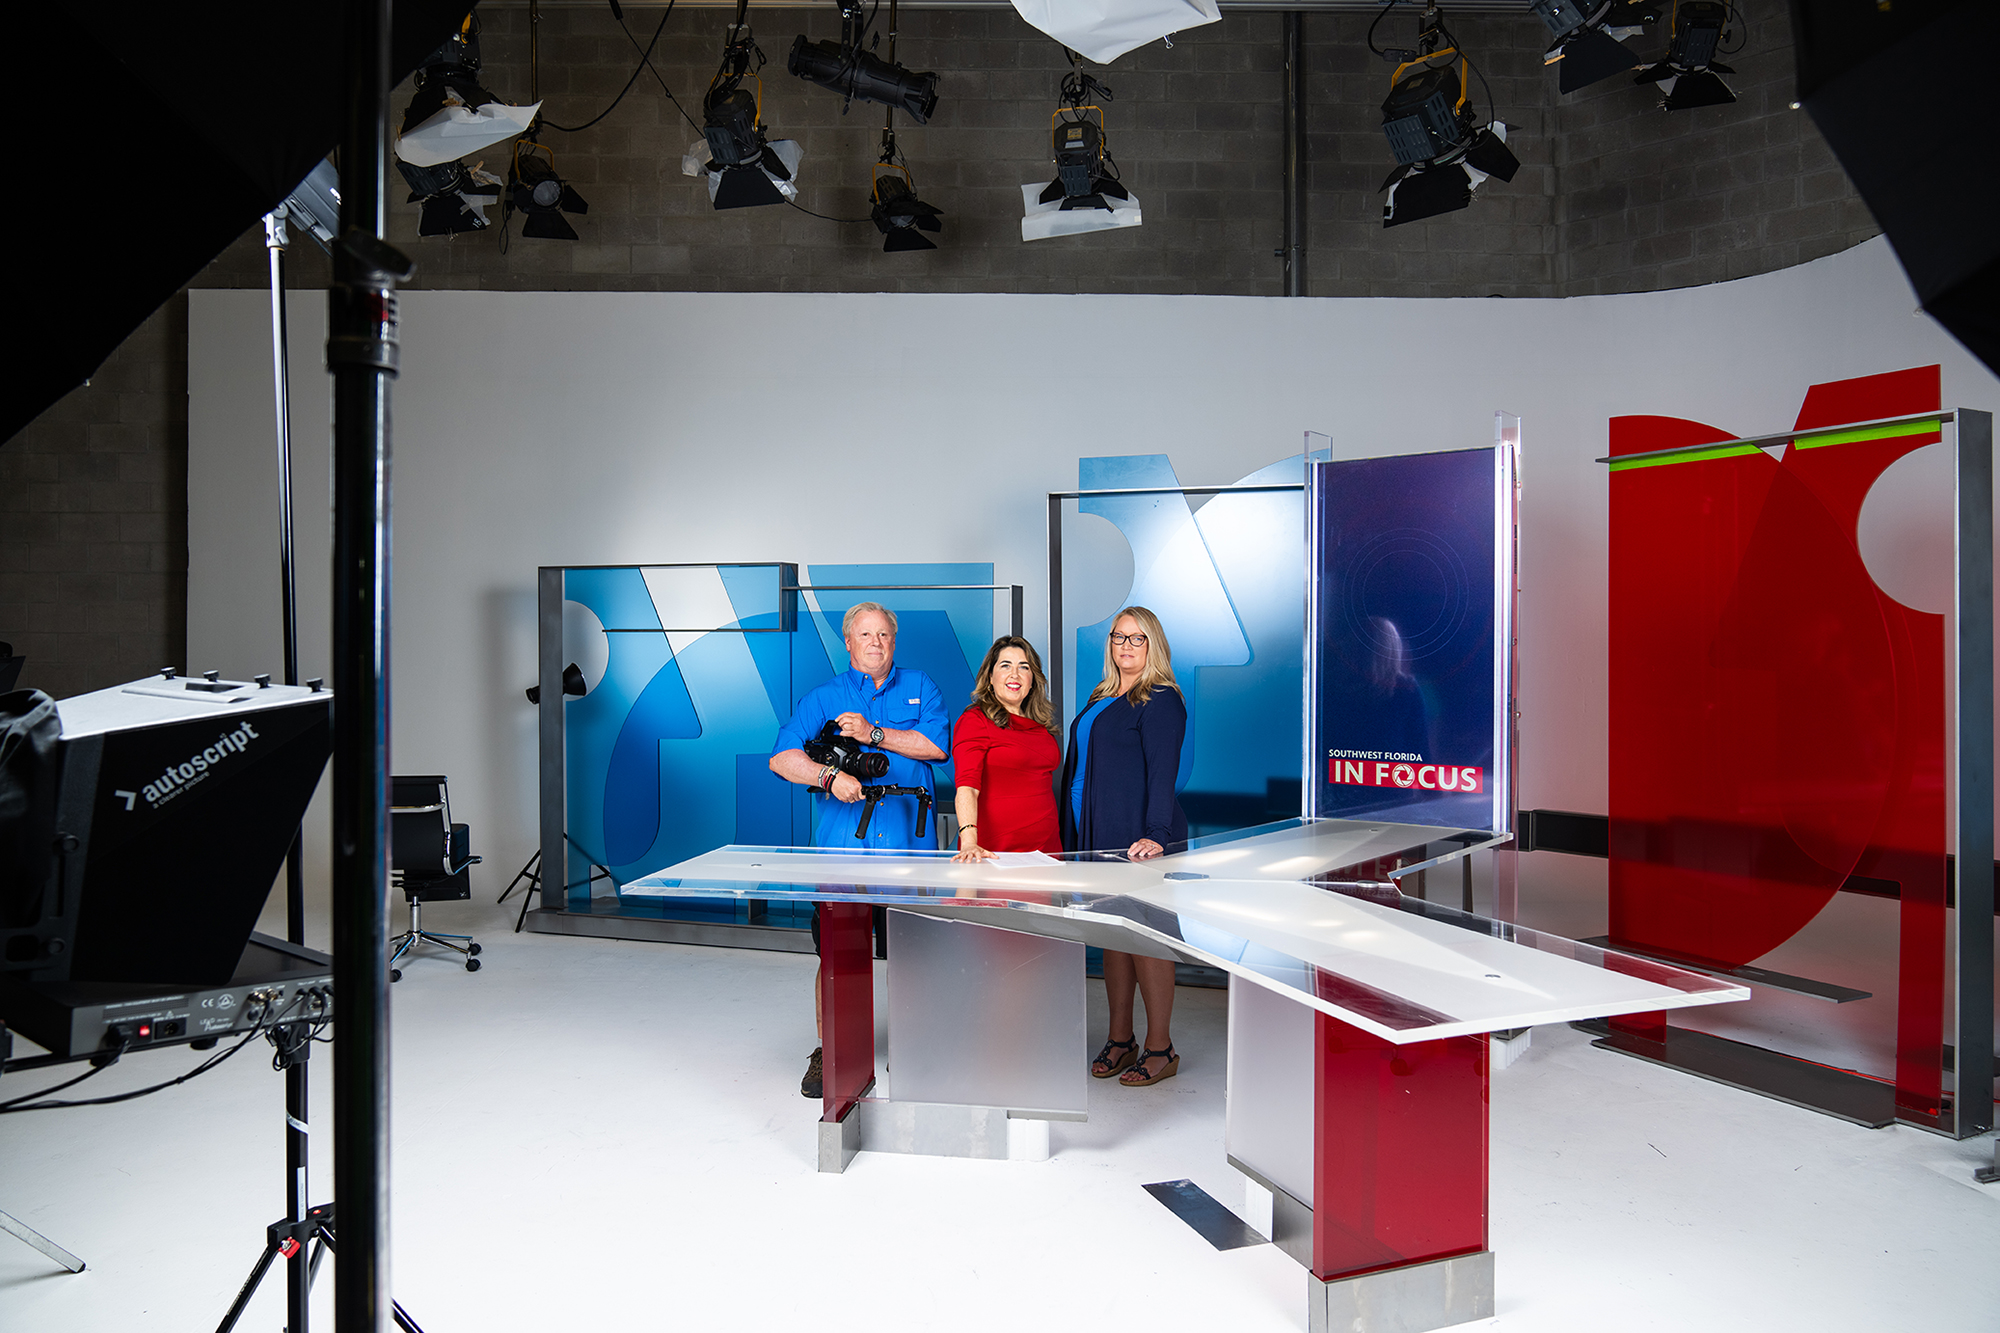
left=988, top=851, right=1063, bottom=867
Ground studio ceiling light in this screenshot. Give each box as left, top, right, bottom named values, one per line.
left=789, top=0, right=939, bottom=123
left=1634, top=0, right=1739, bottom=110
left=1373, top=6, right=1519, bottom=226
left=396, top=158, right=504, bottom=236
left=1022, top=68, right=1141, bottom=241
left=686, top=1, right=803, bottom=210
left=1530, top=0, right=1660, bottom=94
left=506, top=141, right=588, bottom=240
left=872, top=165, right=943, bottom=251
left=396, top=14, right=540, bottom=170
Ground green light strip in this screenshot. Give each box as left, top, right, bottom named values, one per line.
left=1607, top=443, right=1762, bottom=472
left=1607, top=415, right=1944, bottom=472
left=1791, top=416, right=1942, bottom=449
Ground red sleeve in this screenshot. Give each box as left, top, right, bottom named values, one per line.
left=952, top=707, right=993, bottom=790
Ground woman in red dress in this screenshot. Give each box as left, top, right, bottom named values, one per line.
left=950, top=636, right=1062, bottom=859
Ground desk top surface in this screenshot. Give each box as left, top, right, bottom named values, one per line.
left=627, top=820, right=1745, bottom=1043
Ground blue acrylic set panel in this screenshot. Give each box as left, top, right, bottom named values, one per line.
left=1310, top=447, right=1502, bottom=829
left=560, top=562, right=993, bottom=914
left=1070, top=452, right=1316, bottom=835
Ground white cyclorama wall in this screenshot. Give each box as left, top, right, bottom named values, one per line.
left=189, top=238, right=1999, bottom=1072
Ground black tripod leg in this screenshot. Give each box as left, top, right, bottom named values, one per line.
left=215, top=1240, right=284, bottom=1333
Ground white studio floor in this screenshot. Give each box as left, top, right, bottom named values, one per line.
left=4, top=887, right=1999, bottom=1333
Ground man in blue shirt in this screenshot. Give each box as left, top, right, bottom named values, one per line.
left=770, top=602, right=949, bottom=1096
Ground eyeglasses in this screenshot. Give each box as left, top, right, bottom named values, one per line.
left=1109, top=632, right=1148, bottom=648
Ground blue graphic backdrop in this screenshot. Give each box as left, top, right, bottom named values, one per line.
left=1069, top=451, right=1322, bottom=834
left=561, top=563, right=991, bottom=916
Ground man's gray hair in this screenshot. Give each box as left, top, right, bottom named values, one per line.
left=841, top=601, right=899, bottom=637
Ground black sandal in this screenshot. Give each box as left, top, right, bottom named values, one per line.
left=1091, top=1036, right=1138, bottom=1079
left=1119, top=1044, right=1179, bottom=1086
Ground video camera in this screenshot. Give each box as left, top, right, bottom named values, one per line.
left=801, top=721, right=931, bottom=842
left=803, top=720, right=889, bottom=780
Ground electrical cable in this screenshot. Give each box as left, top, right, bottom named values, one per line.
left=0, top=992, right=309, bottom=1114
left=787, top=197, right=872, bottom=224
left=1717, top=1, right=1747, bottom=56
left=613, top=2, right=705, bottom=135
left=542, top=1, right=680, bottom=133
left=0, top=1051, right=122, bottom=1111
left=1366, top=0, right=1404, bottom=61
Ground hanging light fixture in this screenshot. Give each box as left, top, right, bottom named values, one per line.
left=506, top=140, right=589, bottom=240
left=1022, top=66, right=1141, bottom=241
left=1373, top=6, right=1519, bottom=226
left=396, top=14, right=539, bottom=170
left=1633, top=0, right=1738, bottom=110
left=788, top=0, right=939, bottom=123
left=1529, top=0, right=1660, bottom=94
left=685, top=0, right=803, bottom=210
left=397, top=158, right=505, bottom=236
left=872, top=165, right=943, bottom=251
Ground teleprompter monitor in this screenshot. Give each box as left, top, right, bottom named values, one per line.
left=1, top=672, right=331, bottom=987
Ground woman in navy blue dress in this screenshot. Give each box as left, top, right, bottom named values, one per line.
left=1058, top=605, right=1188, bottom=1087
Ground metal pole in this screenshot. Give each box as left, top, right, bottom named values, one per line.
left=1047, top=494, right=1065, bottom=722
left=1281, top=12, right=1306, bottom=297
left=263, top=207, right=314, bottom=1333
left=538, top=567, right=565, bottom=911
left=330, top=1, right=411, bottom=1327
left=1954, top=408, right=1994, bottom=1140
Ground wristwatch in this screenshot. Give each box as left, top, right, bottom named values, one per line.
left=868, top=725, right=885, bottom=746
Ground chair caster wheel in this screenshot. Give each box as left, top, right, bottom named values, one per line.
left=465, top=958, right=481, bottom=972
left=468, top=943, right=483, bottom=957
left=390, top=968, right=403, bottom=983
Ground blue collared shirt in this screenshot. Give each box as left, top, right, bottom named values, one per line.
left=773, top=666, right=951, bottom=849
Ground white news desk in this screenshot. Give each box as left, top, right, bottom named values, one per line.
left=629, top=819, right=1744, bottom=1333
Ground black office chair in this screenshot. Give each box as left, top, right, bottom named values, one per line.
left=388, top=774, right=483, bottom=980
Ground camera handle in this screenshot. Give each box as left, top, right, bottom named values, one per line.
left=853, top=785, right=931, bottom=842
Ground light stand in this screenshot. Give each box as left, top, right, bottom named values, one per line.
left=261, top=204, right=317, bottom=1333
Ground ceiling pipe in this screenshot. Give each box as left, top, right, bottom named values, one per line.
left=1282, top=12, right=1306, bottom=296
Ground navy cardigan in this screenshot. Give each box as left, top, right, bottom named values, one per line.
left=1058, top=687, right=1188, bottom=853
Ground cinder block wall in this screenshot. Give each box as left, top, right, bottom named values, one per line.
left=3, top=3, right=1879, bottom=695
left=192, top=5, right=1873, bottom=300
left=1552, top=4, right=1873, bottom=293
left=0, top=300, right=188, bottom=699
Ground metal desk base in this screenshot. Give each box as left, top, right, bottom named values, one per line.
left=1308, top=1250, right=1495, bottom=1333
left=817, top=1098, right=1063, bottom=1173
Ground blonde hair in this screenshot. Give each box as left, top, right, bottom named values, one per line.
left=841, top=602, right=898, bottom=637
left=970, top=636, right=1059, bottom=738
left=1087, top=605, right=1180, bottom=707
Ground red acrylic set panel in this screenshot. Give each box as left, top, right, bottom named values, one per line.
left=1311, top=1010, right=1488, bottom=1282
left=817, top=903, right=876, bottom=1119
left=1608, top=367, right=1947, bottom=1124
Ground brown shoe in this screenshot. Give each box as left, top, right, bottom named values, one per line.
left=1091, top=1036, right=1138, bottom=1079
left=1119, top=1044, right=1179, bottom=1086
left=801, top=1046, right=824, bottom=1099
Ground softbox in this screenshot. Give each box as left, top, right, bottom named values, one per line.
left=1008, top=0, right=1220, bottom=64
left=1793, top=0, right=2000, bottom=378
left=6, top=2, right=474, bottom=446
